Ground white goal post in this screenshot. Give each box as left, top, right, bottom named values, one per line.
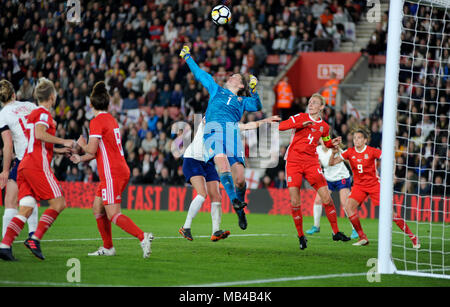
left=378, top=0, right=450, bottom=279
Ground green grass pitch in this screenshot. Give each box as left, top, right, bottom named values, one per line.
left=0, top=207, right=449, bottom=287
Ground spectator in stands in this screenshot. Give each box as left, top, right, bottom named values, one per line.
left=66, top=166, right=82, bottom=182
left=141, top=131, right=158, bottom=153
left=16, top=78, right=34, bottom=101
left=259, top=175, right=275, bottom=189
left=83, top=165, right=99, bottom=183
left=130, top=167, right=144, bottom=184
left=369, top=121, right=382, bottom=148
left=155, top=167, right=171, bottom=185
left=274, top=170, right=287, bottom=189
left=0, top=0, right=369, bottom=185
left=275, top=76, right=294, bottom=120
left=122, top=91, right=139, bottom=110
left=321, top=72, right=340, bottom=107
left=312, top=0, right=328, bottom=18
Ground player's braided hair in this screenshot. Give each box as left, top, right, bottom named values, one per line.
left=90, top=81, right=110, bottom=111
left=0, top=79, right=15, bottom=104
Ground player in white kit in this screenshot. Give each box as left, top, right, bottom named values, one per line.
left=179, top=115, right=280, bottom=241
left=0, top=80, right=39, bottom=238
left=179, top=118, right=228, bottom=242
left=305, top=140, right=358, bottom=239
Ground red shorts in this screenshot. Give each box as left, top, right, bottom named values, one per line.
left=17, top=167, right=63, bottom=202
left=96, top=175, right=129, bottom=205
left=285, top=159, right=327, bottom=190
left=349, top=183, right=380, bottom=206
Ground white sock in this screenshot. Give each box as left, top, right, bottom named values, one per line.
left=211, top=202, right=222, bottom=234
left=1, top=214, right=27, bottom=248
left=183, top=195, right=205, bottom=229
left=2, top=208, right=18, bottom=238
left=27, top=205, right=39, bottom=235
left=313, top=204, right=322, bottom=228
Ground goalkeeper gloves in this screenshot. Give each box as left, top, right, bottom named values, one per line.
left=249, top=75, right=258, bottom=93
left=179, top=46, right=191, bottom=60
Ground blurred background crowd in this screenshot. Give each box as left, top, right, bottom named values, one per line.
left=0, top=0, right=448, bottom=196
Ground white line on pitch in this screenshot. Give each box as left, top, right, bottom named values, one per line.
left=0, top=280, right=135, bottom=287
left=0, top=272, right=368, bottom=288
left=179, top=272, right=369, bottom=287
left=12, top=233, right=290, bottom=244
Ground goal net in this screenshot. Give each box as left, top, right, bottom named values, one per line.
left=379, top=0, right=450, bottom=279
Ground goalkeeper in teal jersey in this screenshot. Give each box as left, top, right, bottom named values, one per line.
left=180, top=45, right=263, bottom=230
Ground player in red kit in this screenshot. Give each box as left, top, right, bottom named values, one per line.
left=329, top=127, right=420, bottom=248
left=70, top=82, right=154, bottom=258
left=0, top=78, right=75, bottom=261
left=279, top=93, right=350, bottom=250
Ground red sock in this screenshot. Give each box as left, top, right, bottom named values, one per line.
left=323, top=201, right=339, bottom=234
left=291, top=206, right=304, bottom=237
left=349, top=213, right=366, bottom=239
left=393, top=216, right=415, bottom=239
left=1, top=216, right=26, bottom=247
left=33, top=209, right=59, bottom=240
left=95, top=213, right=113, bottom=249
left=111, top=213, right=144, bottom=241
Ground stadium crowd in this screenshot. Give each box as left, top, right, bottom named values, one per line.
left=0, top=0, right=367, bottom=187
left=1, top=0, right=447, bottom=196
left=363, top=2, right=450, bottom=197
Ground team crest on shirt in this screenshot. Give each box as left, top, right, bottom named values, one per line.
left=320, top=126, right=324, bottom=132
left=238, top=97, right=243, bottom=102
left=364, top=154, right=369, bottom=159
left=288, top=177, right=292, bottom=182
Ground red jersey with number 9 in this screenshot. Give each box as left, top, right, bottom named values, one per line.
left=341, top=145, right=381, bottom=186
left=89, top=112, right=130, bottom=181
left=283, top=113, right=331, bottom=162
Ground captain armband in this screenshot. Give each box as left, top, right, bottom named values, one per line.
left=322, top=135, right=331, bottom=142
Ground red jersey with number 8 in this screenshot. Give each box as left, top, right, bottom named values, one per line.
left=89, top=112, right=130, bottom=181
left=341, top=146, right=381, bottom=187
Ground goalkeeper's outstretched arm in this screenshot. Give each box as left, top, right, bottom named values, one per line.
left=180, top=45, right=219, bottom=96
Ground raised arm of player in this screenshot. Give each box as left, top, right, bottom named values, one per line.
left=239, top=115, right=281, bottom=130
left=278, top=115, right=314, bottom=131
left=181, top=46, right=219, bottom=97
left=328, top=147, right=345, bottom=166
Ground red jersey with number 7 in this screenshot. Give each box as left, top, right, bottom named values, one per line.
left=19, top=106, right=56, bottom=171
left=279, top=113, right=333, bottom=162
left=89, top=112, right=130, bottom=181
left=341, top=145, right=381, bottom=186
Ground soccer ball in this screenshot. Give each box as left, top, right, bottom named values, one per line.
left=211, top=5, right=231, bottom=25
